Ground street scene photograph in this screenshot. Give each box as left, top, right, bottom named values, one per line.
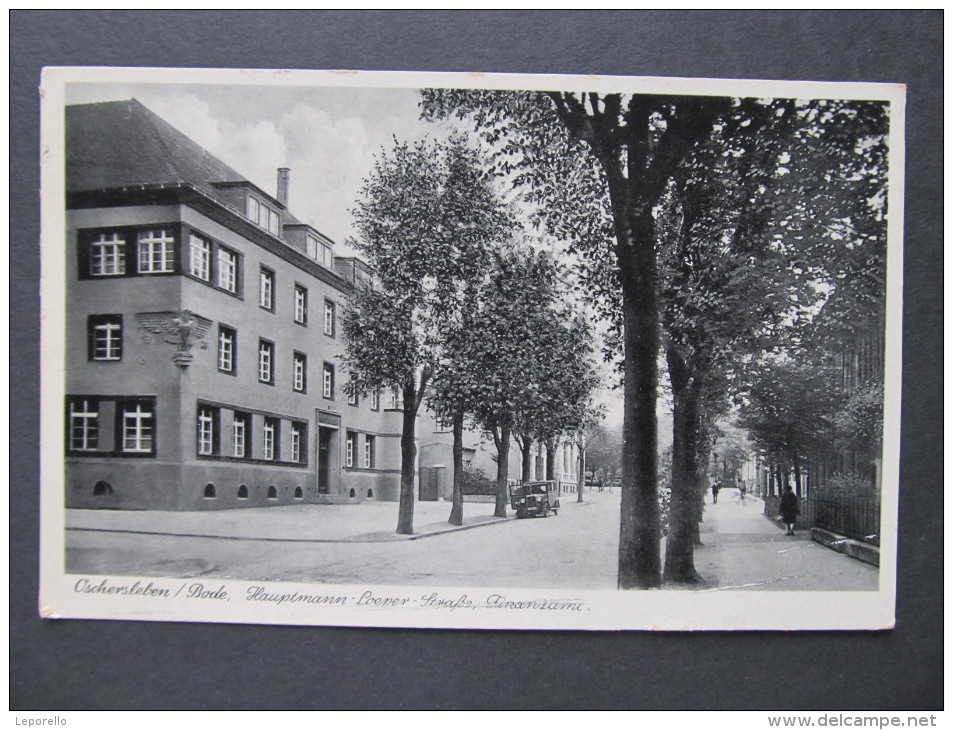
left=39, top=67, right=903, bottom=630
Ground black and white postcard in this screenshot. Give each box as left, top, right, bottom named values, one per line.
left=39, top=66, right=905, bottom=630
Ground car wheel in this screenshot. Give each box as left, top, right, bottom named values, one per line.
left=541, top=504, right=550, bottom=518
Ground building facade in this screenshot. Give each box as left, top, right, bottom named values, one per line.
left=416, top=406, right=580, bottom=501
left=64, top=99, right=404, bottom=510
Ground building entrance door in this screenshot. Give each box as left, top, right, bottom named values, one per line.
left=318, top=427, right=333, bottom=494
left=419, top=467, right=440, bottom=501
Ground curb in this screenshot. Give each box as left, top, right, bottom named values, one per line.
left=762, top=514, right=879, bottom=567
left=66, top=514, right=515, bottom=545
left=352, top=515, right=513, bottom=542
left=810, top=528, right=880, bottom=567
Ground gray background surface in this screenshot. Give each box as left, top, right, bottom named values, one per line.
left=10, top=10, right=943, bottom=710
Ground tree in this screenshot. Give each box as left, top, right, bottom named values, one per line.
left=460, top=246, right=581, bottom=517
left=511, top=310, right=600, bottom=485
left=427, top=279, right=483, bottom=526
left=584, top=421, right=623, bottom=486
left=343, top=135, right=514, bottom=534
left=656, top=96, right=891, bottom=581
left=423, top=89, right=731, bottom=588
left=737, top=354, right=838, bottom=497
left=573, top=406, right=606, bottom=503
left=422, top=90, right=889, bottom=587
left=735, top=98, right=889, bottom=498
left=656, top=99, right=810, bottom=581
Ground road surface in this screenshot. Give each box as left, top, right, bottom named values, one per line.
left=66, top=488, right=878, bottom=591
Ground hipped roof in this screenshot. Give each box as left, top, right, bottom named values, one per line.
left=66, top=98, right=303, bottom=225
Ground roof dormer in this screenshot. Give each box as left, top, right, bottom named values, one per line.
left=245, top=192, right=281, bottom=235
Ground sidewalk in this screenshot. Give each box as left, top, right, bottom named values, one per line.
left=66, top=497, right=511, bottom=543
left=692, top=491, right=878, bottom=591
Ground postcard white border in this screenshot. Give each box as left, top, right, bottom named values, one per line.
left=39, top=66, right=905, bottom=631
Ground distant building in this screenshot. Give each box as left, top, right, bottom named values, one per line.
left=809, top=292, right=886, bottom=494
left=64, top=99, right=404, bottom=509
left=416, top=406, right=580, bottom=500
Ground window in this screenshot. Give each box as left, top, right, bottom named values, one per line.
left=259, top=339, right=275, bottom=384
left=189, top=234, right=211, bottom=281
left=137, top=229, right=175, bottom=274
left=369, top=389, right=380, bottom=411
left=294, top=284, right=308, bottom=325
left=246, top=196, right=260, bottom=225
left=67, top=396, right=156, bottom=456
left=322, top=363, right=335, bottom=399
left=363, top=435, right=375, bottom=469
left=270, top=210, right=280, bottom=234
left=67, top=398, right=99, bottom=452
left=267, top=486, right=278, bottom=500
left=290, top=422, right=305, bottom=463
left=293, top=352, right=307, bottom=393
left=197, top=405, right=219, bottom=456
left=217, top=247, right=237, bottom=293
left=263, top=417, right=279, bottom=461
left=89, top=232, right=126, bottom=276
left=347, top=373, right=359, bottom=407
left=178, top=229, right=242, bottom=294
left=238, top=485, right=248, bottom=499
left=260, top=267, right=274, bottom=310
left=435, top=416, right=453, bottom=432
left=232, top=412, right=248, bottom=458
left=246, top=194, right=280, bottom=234
left=323, top=300, right=336, bottom=337
left=345, top=431, right=356, bottom=468
left=390, top=387, right=401, bottom=410
left=88, top=315, right=122, bottom=361
left=307, top=235, right=319, bottom=261
left=119, top=399, right=154, bottom=454
left=320, top=244, right=333, bottom=268
left=218, top=325, right=236, bottom=374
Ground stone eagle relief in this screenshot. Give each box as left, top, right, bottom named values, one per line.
left=135, top=310, right=213, bottom=367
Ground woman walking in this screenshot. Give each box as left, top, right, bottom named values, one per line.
left=779, top=485, right=799, bottom=535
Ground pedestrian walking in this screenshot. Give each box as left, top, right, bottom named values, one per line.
left=779, top=485, right=799, bottom=535
left=738, top=479, right=747, bottom=505
left=711, top=481, right=721, bottom=504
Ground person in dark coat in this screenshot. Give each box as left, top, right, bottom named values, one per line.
left=779, top=485, right=799, bottom=535
left=711, top=481, right=721, bottom=504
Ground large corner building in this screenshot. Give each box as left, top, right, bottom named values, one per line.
left=64, top=99, right=406, bottom=510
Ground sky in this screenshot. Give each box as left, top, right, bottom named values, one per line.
left=66, top=82, right=454, bottom=245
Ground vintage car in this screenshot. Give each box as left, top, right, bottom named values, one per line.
left=509, top=480, right=560, bottom=519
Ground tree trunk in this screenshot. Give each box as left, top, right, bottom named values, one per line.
left=519, top=437, right=532, bottom=483
left=694, top=436, right=714, bottom=545
left=448, top=407, right=465, bottom=526
left=494, top=425, right=511, bottom=518
left=663, top=347, right=702, bottom=583
left=545, top=95, right=724, bottom=589
left=691, top=487, right=704, bottom=546
left=396, top=378, right=419, bottom=535
left=617, top=210, right=661, bottom=589
left=545, top=441, right=556, bottom=482
left=577, top=442, right=586, bottom=503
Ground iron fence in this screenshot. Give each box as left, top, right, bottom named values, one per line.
left=810, top=494, right=881, bottom=546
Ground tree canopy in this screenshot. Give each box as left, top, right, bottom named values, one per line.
left=343, top=134, right=516, bottom=534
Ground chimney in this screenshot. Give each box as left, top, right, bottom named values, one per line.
left=276, top=167, right=290, bottom=206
